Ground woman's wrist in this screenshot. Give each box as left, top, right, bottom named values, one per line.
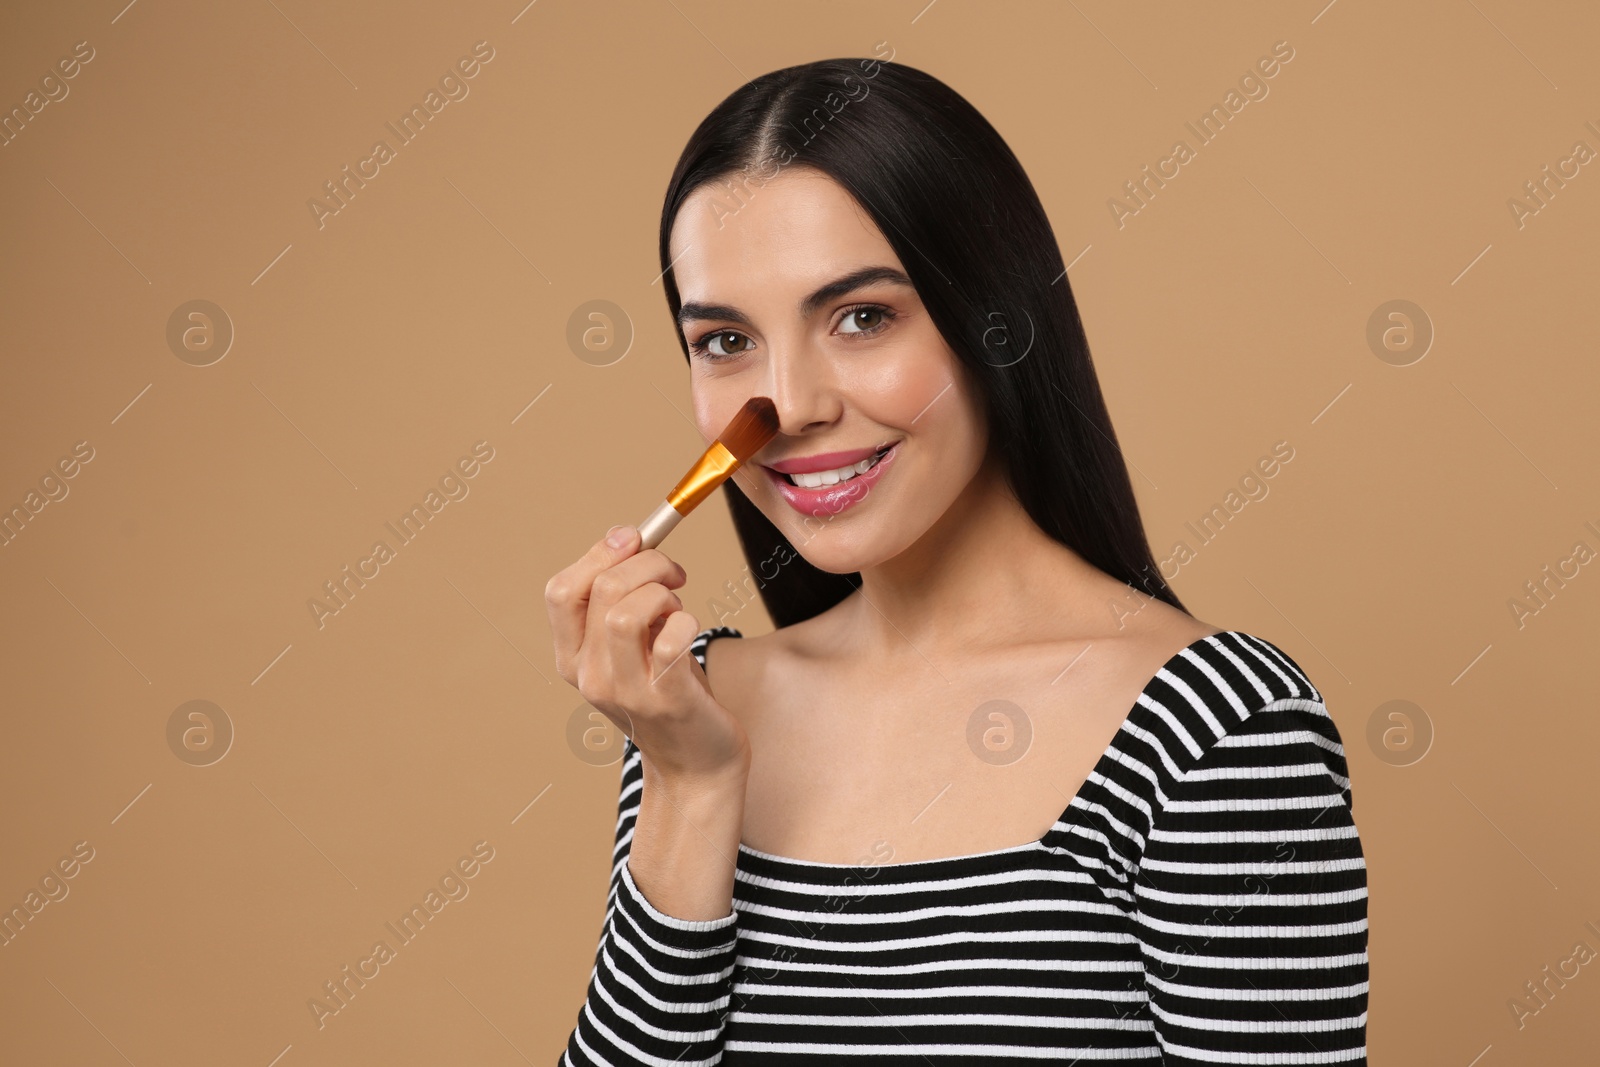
left=640, top=741, right=752, bottom=797
left=630, top=754, right=748, bottom=922
left=642, top=754, right=750, bottom=827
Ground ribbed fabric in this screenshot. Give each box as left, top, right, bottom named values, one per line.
left=559, top=627, right=1368, bottom=1065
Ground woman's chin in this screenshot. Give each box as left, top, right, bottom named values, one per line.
left=782, top=530, right=891, bottom=576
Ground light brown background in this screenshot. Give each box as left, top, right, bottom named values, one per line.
left=2, top=1, right=1597, bottom=1063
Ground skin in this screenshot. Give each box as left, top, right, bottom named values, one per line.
left=664, top=165, right=1223, bottom=866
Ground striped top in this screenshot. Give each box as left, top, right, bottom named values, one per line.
left=560, top=626, right=1368, bottom=1065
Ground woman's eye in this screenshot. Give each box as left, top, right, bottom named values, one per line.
left=700, top=330, right=752, bottom=358
left=838, top=306, right=890, bottom=335
left=692, top=306, right=892, bottom=359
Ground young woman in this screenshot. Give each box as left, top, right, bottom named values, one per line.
left=549, top=57, right=1368, bottom=1064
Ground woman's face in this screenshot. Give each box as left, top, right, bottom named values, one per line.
left=669, top=166, right=990, bottom=574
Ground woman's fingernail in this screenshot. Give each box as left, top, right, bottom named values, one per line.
left=606, top=525, right=632, bottom=549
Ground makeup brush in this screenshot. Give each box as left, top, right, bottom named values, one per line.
left=635, top=396, right=780, bottom=551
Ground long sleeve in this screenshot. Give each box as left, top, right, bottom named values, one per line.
left=558, top=737, right=740, bottom=1066
left=1134, top=697, right=1369, bottom=1064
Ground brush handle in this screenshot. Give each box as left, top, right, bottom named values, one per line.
left=636, top=499, right=683, bottom=551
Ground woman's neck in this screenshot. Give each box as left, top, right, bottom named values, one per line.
left=842, top=451, right=1126, bottom=660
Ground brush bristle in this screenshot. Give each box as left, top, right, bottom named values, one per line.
left=718, top=396, right=780, bottom=461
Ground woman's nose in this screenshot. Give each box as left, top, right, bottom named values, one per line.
left=763, top=342, right=841, bottom=437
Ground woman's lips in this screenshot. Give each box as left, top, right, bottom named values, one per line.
left=763, top=442, right=899, bottom=516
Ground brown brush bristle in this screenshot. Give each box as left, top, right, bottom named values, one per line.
left=718, top=396, right=780, bottom=462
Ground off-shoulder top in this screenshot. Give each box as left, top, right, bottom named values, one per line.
left=558, top=626, right=1368, bottom=1065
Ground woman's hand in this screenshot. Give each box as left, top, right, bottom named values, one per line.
left=546, top=523, right=750, bottom=783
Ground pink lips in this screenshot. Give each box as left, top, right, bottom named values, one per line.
left=762, top=442, right=899, bottom=517
left=765, top=445, right=888, bottom=475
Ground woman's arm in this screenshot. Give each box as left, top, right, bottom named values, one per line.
left=558, top=738, right=746, bottom=1066
left=1134, top=699, right=1369, bottom=1064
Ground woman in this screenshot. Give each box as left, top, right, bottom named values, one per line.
left=549, top=57, right=1367, bottom=1064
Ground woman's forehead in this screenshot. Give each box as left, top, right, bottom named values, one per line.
left=671, top=172, right=894, bottom=301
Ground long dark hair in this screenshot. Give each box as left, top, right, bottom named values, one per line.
left=657, top=57, right=1187, bottom=629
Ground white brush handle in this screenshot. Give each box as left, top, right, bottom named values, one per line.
left=635, top=499, right=683, bottom=551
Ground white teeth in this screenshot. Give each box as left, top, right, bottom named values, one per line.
left=787, top=451, right=886, bottom=489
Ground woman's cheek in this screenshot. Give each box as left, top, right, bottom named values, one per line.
left=691, top=384, right=740, bottom=443
left=846, top=354, right=954, bottom=431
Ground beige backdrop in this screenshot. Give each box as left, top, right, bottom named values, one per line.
left=3, top=1, right=1597, bottom=1063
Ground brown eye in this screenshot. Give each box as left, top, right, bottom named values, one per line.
left=839, top=307, right=889, bottom=335
left=703, top=330, right=752, bottom=358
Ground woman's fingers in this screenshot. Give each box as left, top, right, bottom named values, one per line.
left=649, top=609, right=706, bottom=687
left=583, top=550, right=687, bottom=656
left=545, top=526, right=733, bottom=777
left=545, top=526, right=685, bottom=688
left=597, top=581, right=686, bottom=693
left=546, top=528, right=636, bottom=685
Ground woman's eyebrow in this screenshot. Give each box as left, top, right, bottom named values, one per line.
left=676, top=265, right=913, bottom=329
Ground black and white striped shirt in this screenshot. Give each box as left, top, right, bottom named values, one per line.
left=560, top=626, right=1368, bottom=1064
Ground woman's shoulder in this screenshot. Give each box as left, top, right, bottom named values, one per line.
left=1120, top=622, right=1346, bottom=789
left=687, top=614, right=839, bottom=720
left=690, top=605, right=829, bottom=672
left=685, top=612, right=1342, bottom=772
left=687, top=620, right=756, bottom=696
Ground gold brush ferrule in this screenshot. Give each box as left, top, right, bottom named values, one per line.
left=666, top=440, right=739, bottom=513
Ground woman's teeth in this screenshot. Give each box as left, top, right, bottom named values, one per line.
left=786, top=449, right=887, bottom=488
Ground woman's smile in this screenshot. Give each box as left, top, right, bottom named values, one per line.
left=759, top=440, right=900, bottom=516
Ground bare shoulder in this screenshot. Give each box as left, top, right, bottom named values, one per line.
left=696, top=588, right=1225, bottom=738
left=695, top=606, right=838, bottom=718
left=1102, top=597, right=1225, bottom=681
left=703, top=593, right=1221, bottom=686
left=1016, top=582, right=1228, bottom=732
left=1134, top=599, right=1225, bottom=651
left=695, top=619, right=778, bottom=708
left=701, top=597, right=844, bottom=668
